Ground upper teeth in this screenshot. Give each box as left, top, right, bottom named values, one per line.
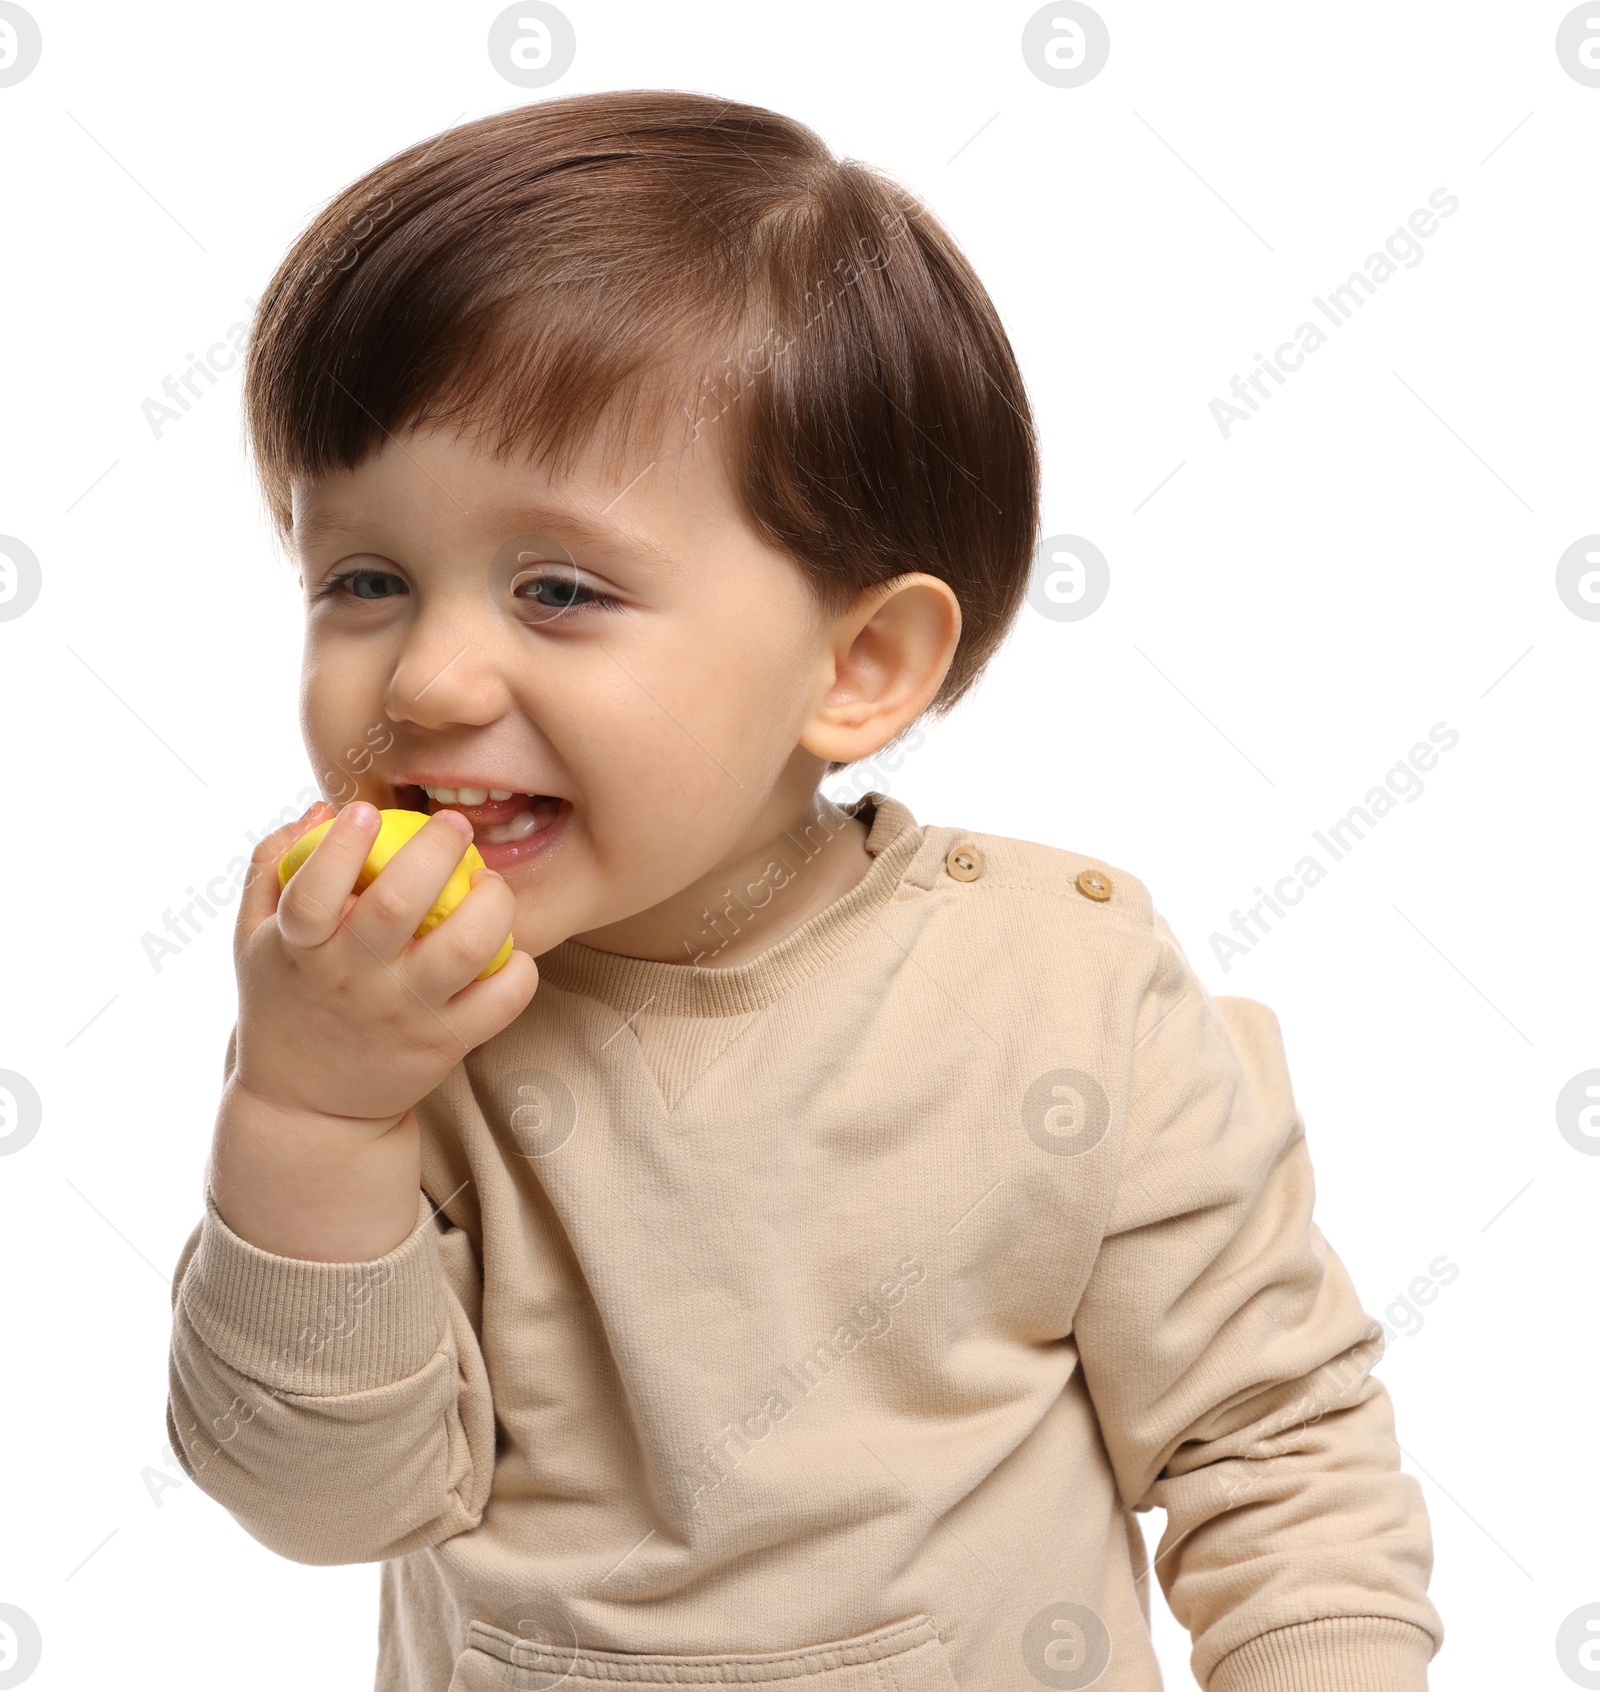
left=422, top=784, right=515, bottom=804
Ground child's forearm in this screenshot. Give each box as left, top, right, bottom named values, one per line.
left=207, top=1076, right=422, bottom=1262
left=167, top=1150, right=492, bottom=1566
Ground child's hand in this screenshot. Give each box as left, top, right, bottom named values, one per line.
left=231, top=798, right=539, bottom=1126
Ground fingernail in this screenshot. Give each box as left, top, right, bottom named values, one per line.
left=347, top=801, right=377, bottom=826
left=438, top=809, right=474, bottom=838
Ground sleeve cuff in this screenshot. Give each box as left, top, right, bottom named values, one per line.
left=176, top=1189, right=447, bottom=1396
left=1209, top=1616, right=1437, bottom=1692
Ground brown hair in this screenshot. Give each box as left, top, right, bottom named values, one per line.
left=243, top=89, right=1039, bottom=750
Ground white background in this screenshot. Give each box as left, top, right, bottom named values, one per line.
left=0, top=2, right=1594, bottom=1687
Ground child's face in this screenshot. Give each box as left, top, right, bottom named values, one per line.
left=290, top=405, right=850, bottom=960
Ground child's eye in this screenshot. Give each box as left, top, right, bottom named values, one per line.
left=313, top=568, right=407, bottom=601
left=512, top=571, right=619, bottom=618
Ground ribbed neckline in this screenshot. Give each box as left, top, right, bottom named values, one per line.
left=533, top=792, right=922, bottom=1018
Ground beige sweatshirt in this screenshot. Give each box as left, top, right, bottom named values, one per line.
left=167, top=792, right=1443, bottom=1692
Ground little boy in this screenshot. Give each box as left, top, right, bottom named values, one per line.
left=167, top=90, right=1444, bottom=1691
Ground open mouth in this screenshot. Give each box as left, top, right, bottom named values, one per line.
left=395, top=783, right=569, bottom=856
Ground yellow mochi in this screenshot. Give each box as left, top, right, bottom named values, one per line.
left=277, top=807, right=514, bottom=980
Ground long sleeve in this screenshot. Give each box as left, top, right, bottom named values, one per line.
left=164, top=1027, right=497, bottom=1565
left=1072, top=915, right=1444, bottom=1691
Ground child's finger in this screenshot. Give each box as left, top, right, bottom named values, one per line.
left=339, top=810, right=475, bottom=964
left=403, top=867, right=517, bottom=1002
left=235, top=798, right=337, bottom=932
left=275, top=801, right=384, bottom=951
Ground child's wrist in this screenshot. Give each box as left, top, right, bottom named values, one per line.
left=208, top=1079, right=422, bottom=1262
left=227, top=1071, right=411, bottom=1137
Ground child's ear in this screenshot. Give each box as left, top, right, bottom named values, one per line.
left=798, top=573, right=960, bottom=767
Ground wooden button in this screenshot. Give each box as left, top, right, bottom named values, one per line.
left=1075, top=868, right=1112, bottom=902
left=945, top=843, right=984, bottom=882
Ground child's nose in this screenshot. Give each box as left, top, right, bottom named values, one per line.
left=384, top=623, right=510, bottom=729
